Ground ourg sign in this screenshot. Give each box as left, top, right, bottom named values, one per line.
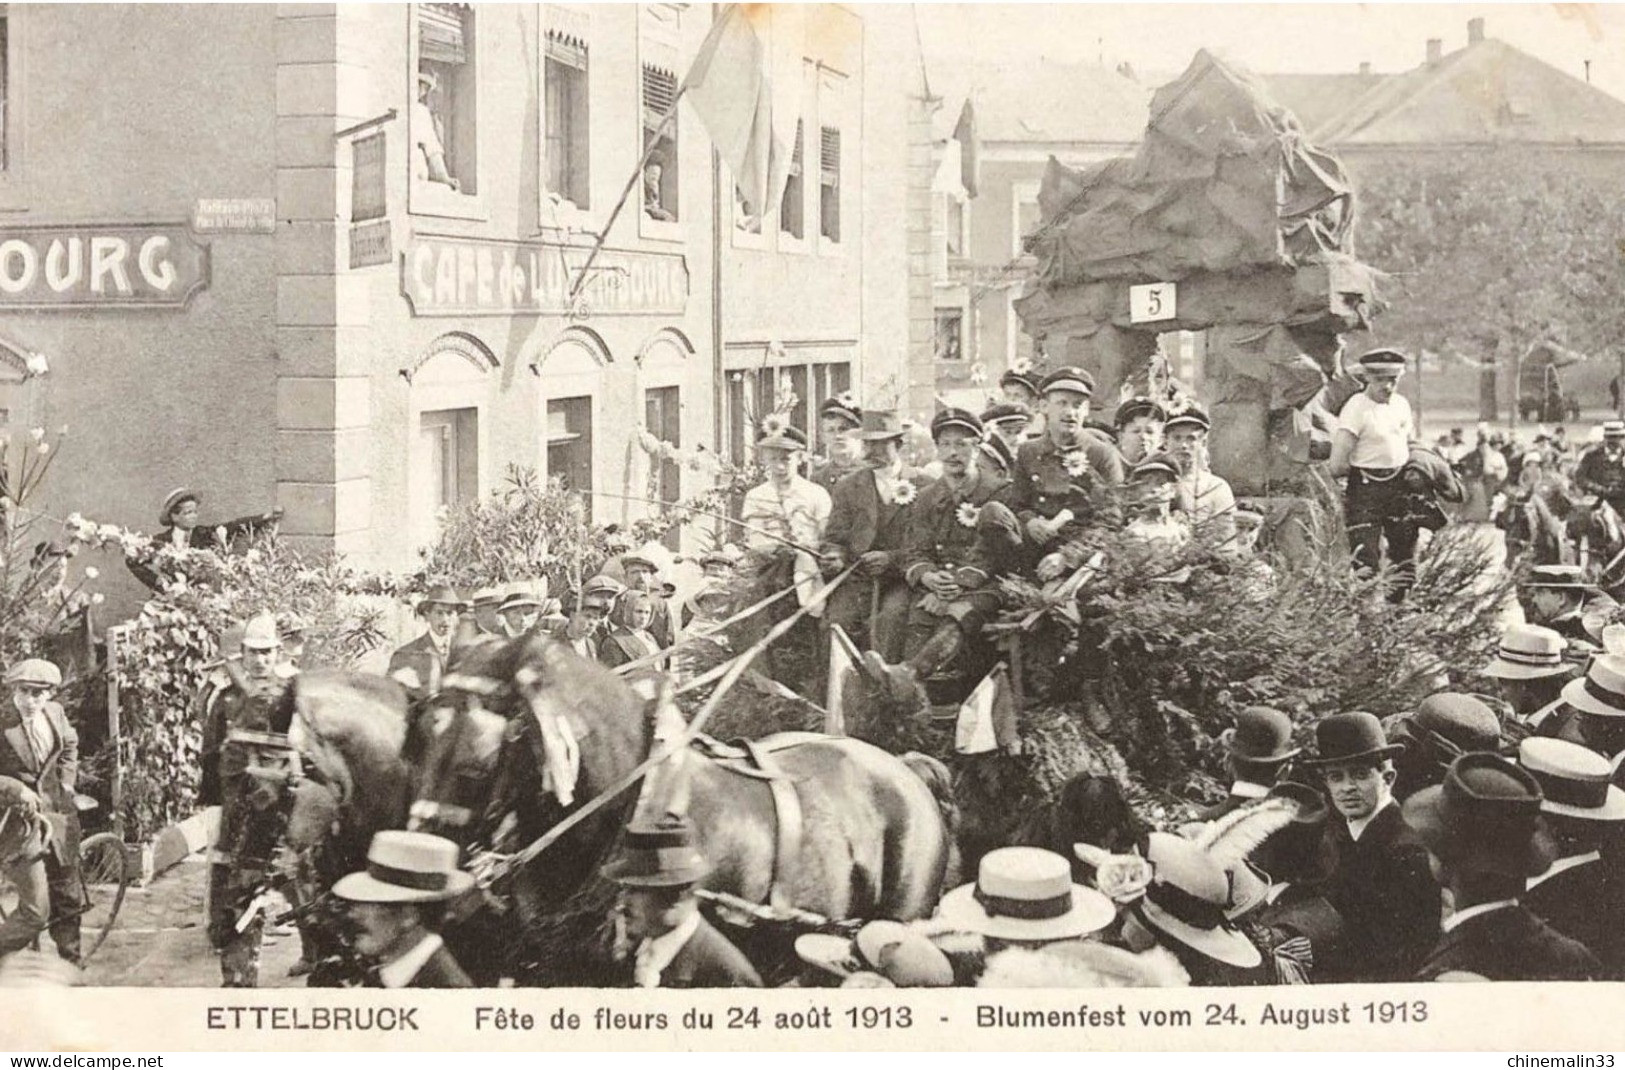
left=0, top=225, right=210, bottom=309
left=402, top=237, right=688, bottom=317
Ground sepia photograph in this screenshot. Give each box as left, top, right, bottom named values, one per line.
left=2, top=0, right=1625, bottom=1051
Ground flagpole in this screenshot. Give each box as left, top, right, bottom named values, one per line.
left=568, top=3, right=742, bottom=302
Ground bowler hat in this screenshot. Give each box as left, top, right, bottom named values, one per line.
left=1357, top=348, right=1408, bottom=375
left=1522, top=564, right=1594, bottom=591
left=819, top=393, right=861, bottom=428
left=1163, top=399, right=1212, bottom=433
left=601, top=814, right=711, bottom=887
left=415, top=585, right=468, bottom=615
left=332, top=830, right=474, bottom=904
left=1561, top=654, right=1625, bottom=718
left=1519, top=737, right=1625, bottom=822
left=160, top=487, right=200, bottom=526
left=979, top=433, right=1015, bottom=474
left=856, top=410, right=906, bottom=442
left=1114, top=396, right=1167, bottom=428
left=937, top=846, right=1116, bottom=942
left=1400, top=693, right=1503, bottom=768
left=1134, top=832, right=1263, bottom=968
left=931, top=408, right=983, bottom=441
left=1304, top=712, right=1403, bottom=768
left=4, top=659, right=60, bottom=689
left=1402, top=753, right=1557, bottom=878
left=1485, top=623, right=1570, bottom=680
left=1038, top=367, right=1095, bottom=399
left=1219, top=706, right=1301, bottom=765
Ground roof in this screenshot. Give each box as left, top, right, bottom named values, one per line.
left=1316, top=37, right=1625, bottom=145
left=1262, top=73, right=1389, bottom=135
left=934, top=59, right=1151, bottom=145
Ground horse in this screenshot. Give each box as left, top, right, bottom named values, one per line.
left=280, top=632, right=959, bottom=985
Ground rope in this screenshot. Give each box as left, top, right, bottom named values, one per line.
left=610, top=580, right=799, bottom=677
left=483, top=563, right=858, bottom=883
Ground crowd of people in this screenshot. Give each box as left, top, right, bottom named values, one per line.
left=8, top=346, right=1625, bottom=991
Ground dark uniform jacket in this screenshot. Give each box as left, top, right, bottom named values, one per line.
left=0, top=702, right=79, bottom=861
left=1575, top=445, right=1625, bottom=507
left=1008, top=430, right=1125, bottom=539
left=1416, top=904, right=1599, bottom=981
left=400, top=943, right=475, bottom=988
left=1524, top=856, right=1624, bottom=976
left=901, top=469, right=1012, bottom=614
left=1320, top=803, right=1442, bottom=984
left=631, top=915, right=763, bottom=989
left=808, top=455, right=862, bottom=493
left=387, top=631, right=452, bottom=700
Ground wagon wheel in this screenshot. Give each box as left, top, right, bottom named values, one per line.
left=75, top=831, right=131, bottom=964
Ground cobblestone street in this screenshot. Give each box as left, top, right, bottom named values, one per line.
left=81, top=855, right=302, bottom=988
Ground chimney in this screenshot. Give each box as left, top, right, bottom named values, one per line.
left=1359, top=61, right=1371, bottom=76
left=1468, top=18, right=1485, bottom=45
left=1426, top=38, right=1443, bottom=65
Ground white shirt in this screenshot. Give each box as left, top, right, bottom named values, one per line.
left=740, top=476, right=831, bottom=550
left=1528, top=851, right=1601, bottom=892
left=1230, top=780, right=1270, bottom=800
left=170, top=527, right=190, bottom=548
left=1441, top=898, right=1518, bottom=933
left=1339, top=392, right=1414, bottom=470
left=411, top=100, right=446, bottom=181
left=633, top=911, right=700, bottom=989
left=1345, top=797, right=1395, bottom=842
left=377, top=932, right=444, bottom=989
left=1180, top=470, right=1237, bottom=526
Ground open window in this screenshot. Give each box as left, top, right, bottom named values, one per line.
left=541, top=7, right=591, bottom=221
left=639, top=5, right=682, bottom=239
left=935, top=308, right=965, bottom=363
left=0, top=4, right=27, bottom=208
left=411, top=3, right=483, bottom=219
left=780, top=119, right=806, bottom=243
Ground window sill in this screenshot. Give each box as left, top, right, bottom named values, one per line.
left=732, top=219, right=769, bottom=250
left=818, top=235, right=843, bottom=257
left=409, top=182, right=490, bottom=222
left=639, top=215, right=685, bottom=244
left=539, top=196, right=593, bottom=233
left=778, top=232, right=811, bottom=255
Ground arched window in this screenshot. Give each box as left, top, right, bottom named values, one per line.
left=534, top=327, right=610, bottom=519
left=636, top=329, right=691, bottom=548
left=407, top=332, right=496, bottom=554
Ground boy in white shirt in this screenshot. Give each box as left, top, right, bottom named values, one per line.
left=1330, top=349, right=1417, bottom=593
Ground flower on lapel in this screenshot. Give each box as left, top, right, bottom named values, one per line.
left=893, top=482, right=918, bottom=506
left=956, top=502, right=979, bottom=528
left=1061, top=449, right=1090, bottom=477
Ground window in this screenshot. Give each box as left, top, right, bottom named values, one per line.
left=543, top=24, right=590, bottom=210
left=645, top=386, right=681, bottom=550
left=547, top=396, right=594, bottom=520
left=780, top=120, right=805, bottom=240
left=936, top=309, right=965, bottom=362
left=0, top=8, right=11, bottom=174
left=417, top=407, right=478, bottom=527
left=414, top=3, right=478, bottom=196
left=641, top=63, right=679, bottom=223
left=818, top=125, right=841, bottom=242
left=725, top=358, right=850, bottom=466
left=945, top=195, right=966, bottom=259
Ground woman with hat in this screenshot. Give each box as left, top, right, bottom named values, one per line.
left=810, top=393, right=864, bottom=492
left=331, top=830, right=474, bottom=987
left=1406, top=753, right=1598, bottom=981
left=1306, top=711, right=1442, bottom=983
left=1484, top=622, right=1577, bottom=742
left=602, top=814, right=761, bottom=988
left=740, top=419, right=832, bottom=638
left=386, top=586, right=466, bottom=700
left=1518, top=737, right=1625, bottom=974
left=1329, top=348, right=1418, bottom=591
left=1227, top=783, right=1345, bottom=985
left=1519, top=564, right=1619, bottom=647
left=130, top=488, right=285, bottom=590
left=1115, top=832, right=1268, bottom=986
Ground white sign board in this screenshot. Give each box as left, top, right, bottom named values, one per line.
left=1129, top=282, right=1177, bottom=324
left=192, top=198, right=276, bottom=234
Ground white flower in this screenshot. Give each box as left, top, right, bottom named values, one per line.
left=66, top=513, right=82, bottom=528
left=90, top=593, right=105, bottom=606
left=1009, top=357, right=1033, bottom=375
left=24, top=352, right=48, bottom=377
left=956, top=502, right=979, bottom=528
left=893, top=482, right=918, bottom=506
left=27, top=427, right=44, bottom=444
left=36, top=443, right=49, bottom=456
left=97, top=524, right=122, bottom=541
left=83, top=566, right=99, bottom=580
left=1062, top=450, right=1090, bottom=477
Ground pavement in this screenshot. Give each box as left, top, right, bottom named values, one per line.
left=78, top=854, right=303, bottom=988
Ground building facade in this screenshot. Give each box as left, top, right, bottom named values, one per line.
left=0, top=3, right=920, bottom=614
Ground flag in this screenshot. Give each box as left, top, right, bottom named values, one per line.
left=955, top=663, right=1018, bottom=754
left=824, top=624, right=860, bottom=736
left=953, top=98, right=980, bottom=199
left=685, top=4, right=800, bottom=220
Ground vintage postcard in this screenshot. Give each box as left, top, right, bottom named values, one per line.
left=1, top=0, right=1624, bottom=1054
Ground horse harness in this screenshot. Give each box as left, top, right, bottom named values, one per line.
left=694, top=732, right=825, bottom=914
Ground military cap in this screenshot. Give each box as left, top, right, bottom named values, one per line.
left=980, top=401, right=1031, bottom=427
left=1114, top=396, right=1167, bottom=428
left=819, top=393, right=861, bottom=428
left=1357, top=348, right=1408, bottom=375
left=979, top=434, right=1015, bottom=474
left=1163, top=399, right=1212, bottom=433
left=1039, top=366, right=1095, bottom=399
left=931, top=408, right=983, bottom=440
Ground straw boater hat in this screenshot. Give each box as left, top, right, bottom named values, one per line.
left=1133, top=832, right=1263, bottom=968
left=500, top=580, right=547, bottom=613
left=470, top=587, right=502, bottom=610
left=1402, top=753, right=1557, bottom=879
left=794, top=920, right=954, bottom=988
left=601, top=814, right=710, bottom=888
left=1219, top=706, right=1301, bottom=765
left=1561, top=654, right=1625, bottom=719
left=1303, top=711, right=1404, bottom=768
left=1604, top=420, right=1625, bottom=440
left=1114, top=397, right=1167, bottom=428
left=1038, top=366, right=1095, bottom=399
left=1522, top=564, right=1595, bottom=592
left=332, top=830, right=474, bottom=904
left=937, top=846, right=1116, bottom=942
left=1518, top=738, right=1625, bottom=822
left=415, top=584, right=467, bottom=616
left=4, top=659, right=61, bottom=690
left=160, top=487, right=200, bottom=526
left=1357, top=348, right=1408, bottom=376
left=1485, top=623, right=1570, bottom=680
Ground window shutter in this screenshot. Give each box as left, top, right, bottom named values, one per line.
left=545, top=30, right=588, bottom=69
left=418, top=4, right=470, bottom=65
left=642, top=64, right=679, bottom=130
left=820, top=127, right=840, bottom=184
left=544, top=5, right=590, bottom=68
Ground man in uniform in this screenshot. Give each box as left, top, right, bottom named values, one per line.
left=387, top=586, right=465, bottom=701
left=862, top=408, right=1009, bottom=701
left=205, top=614, right=295, bottom=987
left=980, top=402, right=1032, bottom=454
left=1330, top=348, right=1417, bottom=593
left=809, top=393, right=864, bottom=492
left=1113, top=396, right=1166, bottom=468
left=1007, top=367, right=1125, bottom=581
left=1575, top=420, right=1625, bottom=519
left=823, top=411, right=919, bottom=662
left=1519, top=564, right=1618, bottom=648
left=1164, top=399, right=1236, bottom=544
left=0, top=660, right=80, bottom=964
